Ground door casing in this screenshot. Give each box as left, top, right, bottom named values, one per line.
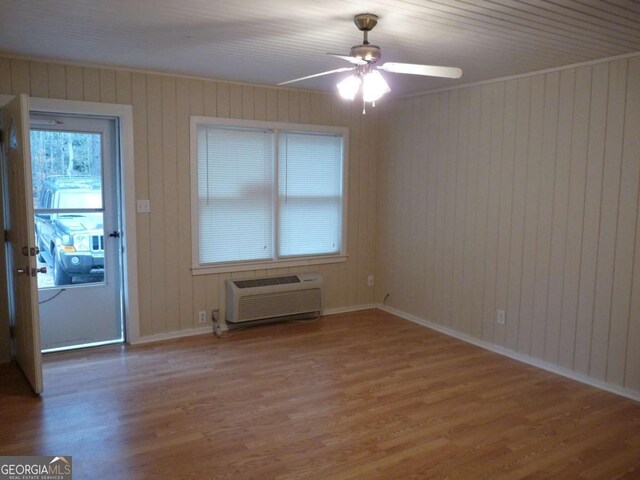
left=0, top=94, right=140, bottom=352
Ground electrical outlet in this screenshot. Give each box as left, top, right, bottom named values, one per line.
left=198, top=310, right=207, bottom=324
left=496, top=310, right=505, bottom=325
left=367, top=275, right=374, bottom=287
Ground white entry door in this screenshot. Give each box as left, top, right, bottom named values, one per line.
left=31, top=113, right=123, bottom=351
left=1, top=94, right=43, bottom=393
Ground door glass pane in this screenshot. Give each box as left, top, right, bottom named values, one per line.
left=31, top=129, right=105, bottom=288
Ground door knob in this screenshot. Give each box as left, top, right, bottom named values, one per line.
left=108, top=231, right=120, bottom=238
left=35, top=267, right=47, bottom=274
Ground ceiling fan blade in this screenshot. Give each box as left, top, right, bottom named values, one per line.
left=379, top=63, right=462, bottom=79
left=277, top=67, right=355, bottom=86
left=328, top=54, right=367, bottom=65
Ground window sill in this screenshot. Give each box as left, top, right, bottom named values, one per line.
left=191, top=255, right=348, bottom=275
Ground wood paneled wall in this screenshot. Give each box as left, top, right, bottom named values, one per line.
left=0, top=56, right=379, bottom=339
left=377, top=55, right=640, bottom=393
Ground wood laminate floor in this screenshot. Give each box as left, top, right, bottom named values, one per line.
left=1, top=309, right=639, bottom=479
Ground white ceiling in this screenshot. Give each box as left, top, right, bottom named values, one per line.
left=1, top=0, right=639, bottom=98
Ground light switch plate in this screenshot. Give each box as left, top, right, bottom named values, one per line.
left=137, top=199, right=151, bottom=213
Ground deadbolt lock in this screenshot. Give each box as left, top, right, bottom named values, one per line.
left=21, top=246, right=40, bottom=257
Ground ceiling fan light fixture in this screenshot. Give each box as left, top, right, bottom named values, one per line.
left=362, top=70, right=390, bottom=103
left=337, top=75, right=362, bottom=100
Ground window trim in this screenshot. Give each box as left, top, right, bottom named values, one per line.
left=190, top=116, right=349, bottom=275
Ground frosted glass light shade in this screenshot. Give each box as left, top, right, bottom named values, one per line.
left=337, top=75, right=361, bottom=100
left=362, top=70, right=390, bottom=103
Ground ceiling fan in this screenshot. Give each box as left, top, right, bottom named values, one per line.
left=278, top=13, right=462, bottom=111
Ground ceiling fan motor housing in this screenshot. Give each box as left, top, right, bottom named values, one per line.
left=350, top=44, right=382, bottom=63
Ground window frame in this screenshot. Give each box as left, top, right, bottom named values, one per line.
left=190, top=116, right=349, bottom=275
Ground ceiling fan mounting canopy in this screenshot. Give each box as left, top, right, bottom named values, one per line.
left=353, top=13, right=378, bottom=32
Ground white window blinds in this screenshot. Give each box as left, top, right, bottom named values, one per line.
left=278, top=132, right=343, bottom=257
left=192, top=117, right=346, bottom=271
left=197, top=125, right=274, bottom=264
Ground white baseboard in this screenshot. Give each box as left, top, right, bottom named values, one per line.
left=323, top=304, right=377, bottom=316
left=378, top=305, right=640, bottom=403
left=130, top=305, right=376, bottom=345
left=131, top=325, right=213, bottom=345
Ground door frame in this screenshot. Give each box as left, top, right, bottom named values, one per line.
left=0, top=94, right=141, bottom=344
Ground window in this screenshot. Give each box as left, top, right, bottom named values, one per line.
left=191, top=117, right=348, bottom=273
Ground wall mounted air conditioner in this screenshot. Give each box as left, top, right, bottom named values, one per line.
left=223, top=272, right=323, bottom=330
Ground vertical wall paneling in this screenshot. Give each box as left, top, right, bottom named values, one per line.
left=0, top=58, right=12, bottom=94
left=65, top=65, right=83, bottom=101
left=29, top=62, right=48, bottom=98
left=287, top=90, right=299, bottom=124
left=216, top=82, right=230, bottom=118
left=47, top=64, right=66, bottom=99
left=188, top=80, right=205, bottom=322
left=334, top=99, right=349, bottom=308
left=558, top=66, right=591, bottom=369
left=115, top=71, right=132, bottom=105
left=518, top=74, right=544, bottom=355
left=146, top=75, right=166, bottom=334
left=544, top=69, right=575, bottom=364
left=433, top=92, right=449, bottom=323
left=299, top=92, right=311, bottom=124
left=505, top=77, right=530, bottom=352
left=471, top=85, right=492, bottom=338
left=495, top=81, right=517, bottom=347
left=277, top=89, right=288, bottom=123
left=265, top=88, right=278, bottom=122
left=412, top=97, right=428, bottom=318
left=82, top=67, right=100, bottom=102
left=481, top=82, right=505, bottom=343
left=623, top=56, right=640, bottom=391
left=530, top=72, right=560, bottom=360
left=443, top=90, right=460, bottom=328
left=452, top=88, right=470, bottom=333
left=241, top=86, right=254, bottom=121
left=229, top=84, right=242, bottom=119
left=203, top=81, right=217, bottom=118
left=608, top=57, right=639, bottom=386
left=346, top=103, right=361, bottom=306
left=176, top=79, right=193, bottom=330
left=99, top=69, right=116, bottom=104
left=131, top=72, right=151, bottom=336
left=462, top=87, right=481, bottom=335
left=254, top=87, right=267, bottom=121
left=10, top=60, right=30, bottom=95
left=378, top=54, right=640, bottom=394
left=161, top=77, right=180, bottom=332
left=424, top=94, right=439, bottom=321
left=573, top=62, right=608, bottom=374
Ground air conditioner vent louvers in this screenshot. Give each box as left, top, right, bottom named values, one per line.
left=225, top=273, right=323, bottom=325
left=238, top=289, right=321, bottom=322
left=233, top=275, right=300, bottom=289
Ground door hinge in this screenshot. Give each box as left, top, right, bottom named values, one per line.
left=4, top=230, right=8, bottom=242
left=9, top=325, right=14, bottom=339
